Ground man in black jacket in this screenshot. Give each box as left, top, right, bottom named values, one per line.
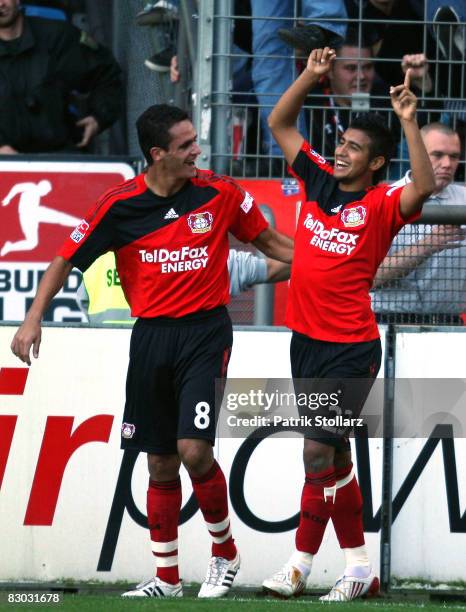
left=0, top=0, right=123, bottom=153
left=304, top=28, right=391, bottom=160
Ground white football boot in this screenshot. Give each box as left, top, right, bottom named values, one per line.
left=319, top=570, right=380, bottom=602
left=122, top=576, right=182, bottom=598
left=198, top=553, right=241, bottom=598
left=262, top=564, right=306, bottom=598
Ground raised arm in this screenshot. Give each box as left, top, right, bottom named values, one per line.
left=11, top=256, right=73, bottom=365
left=390, top=70, right=435, bottom=219
left=267, top=47, right=336, bottom=166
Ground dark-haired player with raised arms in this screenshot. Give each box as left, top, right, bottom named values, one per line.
left=262, top=48, right=435, bottom=602
left=10, top=104, right=293, bottom=599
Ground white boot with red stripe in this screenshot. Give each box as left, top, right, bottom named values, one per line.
left=198, top=515, right=240, bottom=597
left=319, top=570, right=379, bottom=602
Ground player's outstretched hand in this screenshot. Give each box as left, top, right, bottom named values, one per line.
left=390, top=69, right=417, bottom=121
left=306, top=47, right=336, bottom=78
left=11, top=320, right=42, bottom=366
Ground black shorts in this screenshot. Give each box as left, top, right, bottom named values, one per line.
left=121, top=306, right=233, bottom=454
left=290, top=331, right=382, bottom=450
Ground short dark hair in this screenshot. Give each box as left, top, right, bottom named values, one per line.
left=340, top=25, right=373, bottom=51
left=136, top=104, right=190, bottom=165
left=348, top=113, right=396, bottom=183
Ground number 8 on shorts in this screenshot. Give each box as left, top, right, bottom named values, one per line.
left=194, top=401, right=210, bottom=429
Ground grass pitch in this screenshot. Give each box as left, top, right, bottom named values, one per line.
left=2, top=594, right=466, bottom=612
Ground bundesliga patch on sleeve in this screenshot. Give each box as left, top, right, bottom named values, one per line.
left=70, top=220, right=90, bottom=243
left=240, top=192, right=254, bottom=214
left=307, top=146, right=327, bottom=166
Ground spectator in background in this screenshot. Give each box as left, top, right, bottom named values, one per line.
left=304, top=27, right=390, bottom=159
left=344, top=0, right=436, bottom=88
left=344, top=0, right=459, bottom=116
left=303, top=27, right=434, bottom=177
left=373, top=123, right=466, bottom=321
left=427, top=1, right=465, bottom=161
left=0, top=0, right=123, bottom=154
left=251, top=1, right=347, bottom=160
left=344, top=0, right=464, bottom=121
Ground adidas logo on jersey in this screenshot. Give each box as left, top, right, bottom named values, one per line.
left=164, top=208, right=179, bottom=219
left=331, top=205, right=342, bottom=213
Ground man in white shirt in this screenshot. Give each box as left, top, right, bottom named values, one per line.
left=373, top=122, right=466, bottom=319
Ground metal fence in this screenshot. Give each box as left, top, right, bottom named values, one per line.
left=373, top=205, right=466, bottom=326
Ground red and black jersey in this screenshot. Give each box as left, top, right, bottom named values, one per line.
left=58, top=170, right=268, bottom=318
left=287, top=140, right=419, bottom=343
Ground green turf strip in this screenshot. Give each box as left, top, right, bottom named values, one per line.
left=2, top=596, right=466, bottom=612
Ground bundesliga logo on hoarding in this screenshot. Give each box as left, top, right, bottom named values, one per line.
left=188, top=212, right=213, bottom=234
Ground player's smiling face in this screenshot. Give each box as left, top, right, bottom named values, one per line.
left=334, top=129, right=372, bottom=180
left=163, top=120, right=201, bottom=179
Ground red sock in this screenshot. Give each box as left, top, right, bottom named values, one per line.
left=191, top=460, right=237, bottom=560
left=147, top=478, right=182, bottom=584
left=332, top=463, right=365, bottom=548
left=295, top=467, right=336, bottom=554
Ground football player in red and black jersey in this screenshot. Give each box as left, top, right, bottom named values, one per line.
left=11, top=104, right=293, bottom=599
left=261, top=49, right=435, bottom=601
